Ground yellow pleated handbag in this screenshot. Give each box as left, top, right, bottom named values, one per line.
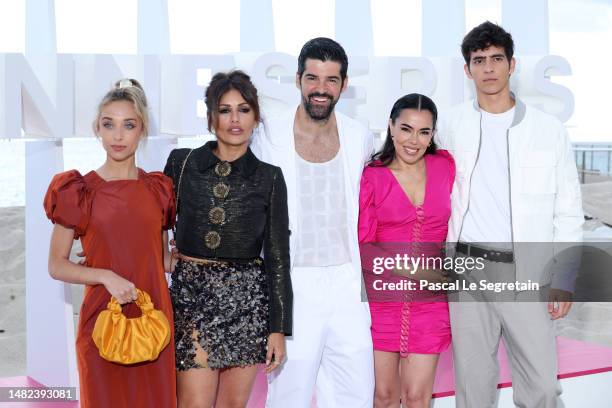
left=92, top=289, right=171, bottom=365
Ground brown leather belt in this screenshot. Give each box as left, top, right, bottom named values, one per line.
left=177, top=254, right=229, bottom=266
left=456, top=242, right=514, bottom=263
left=177, top=254, right=263, bottom=266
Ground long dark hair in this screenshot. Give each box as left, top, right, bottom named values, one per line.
left=369, top=93, right=438, bottom=167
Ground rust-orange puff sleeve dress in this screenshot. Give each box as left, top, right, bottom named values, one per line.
left=44, top=169, right=177, bottom=408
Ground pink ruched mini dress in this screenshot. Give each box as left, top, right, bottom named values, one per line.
left=358, top=150, right=455, bottom=355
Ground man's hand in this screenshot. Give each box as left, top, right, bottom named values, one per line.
left=548, top=288, right=573, bottom=320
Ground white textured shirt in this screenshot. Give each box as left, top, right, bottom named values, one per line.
left=460, top=107, right=515, bottom=247
left=293, top=150, right=351, bottom=266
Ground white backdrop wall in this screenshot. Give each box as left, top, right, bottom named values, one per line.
left=0, top=0, right=588, bottom=401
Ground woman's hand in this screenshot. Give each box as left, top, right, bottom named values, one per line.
left=395, top=267, right=451, bottom=284
left=164, top=238, right=179, bottom=273
left=265, top=333, right=286, bottom=373
left=416, top=268, right=451, bottom=284
left=164, top=250, right=179, bottom=273
left=100, top=270, right=137, bottom=305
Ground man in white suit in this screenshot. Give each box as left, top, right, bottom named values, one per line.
left=251, top=37, right=374, bottom=408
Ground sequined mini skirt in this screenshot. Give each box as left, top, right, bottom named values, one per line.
left=170, top=257, right=269, bottom=370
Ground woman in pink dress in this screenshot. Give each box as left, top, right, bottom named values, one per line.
left=358, top=93, right=454, bottom=408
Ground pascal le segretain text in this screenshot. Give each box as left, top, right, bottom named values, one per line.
left=372, top=279, right=540, bottom=293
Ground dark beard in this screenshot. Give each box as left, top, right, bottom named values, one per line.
left=302, top=93, right=338, bottom=122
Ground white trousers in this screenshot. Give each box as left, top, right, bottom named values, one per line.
left=266, top=263, right=374, bottom=408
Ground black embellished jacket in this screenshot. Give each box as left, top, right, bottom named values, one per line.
left=164, top=141, right=292, bottom=335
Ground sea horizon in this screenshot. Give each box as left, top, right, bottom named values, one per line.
left=1, top=136, right=611, bottom=208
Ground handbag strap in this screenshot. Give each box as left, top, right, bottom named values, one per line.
left=173, top=149, right=194, bottom=236
left=176, top=148, right=194, bottom=210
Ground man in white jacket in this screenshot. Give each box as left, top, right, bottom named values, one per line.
left=436, top=22, right=583, bottom=407
left=251, top=37, right=374, bottom=408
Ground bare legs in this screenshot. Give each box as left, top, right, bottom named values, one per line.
left=374, top=350, right=440, bottom=408
left=374, top=351, right=401, bottom=407
left=176, top=331, right=259, bottom=408
left=399, top=353, right=439, bottom=408
left=177, top=364, right=259, bottom=408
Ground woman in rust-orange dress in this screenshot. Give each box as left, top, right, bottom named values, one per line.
left=44, top=79, right=176, bottom=407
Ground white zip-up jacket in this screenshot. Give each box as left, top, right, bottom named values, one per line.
left=436, top=97, right=584, bottom=289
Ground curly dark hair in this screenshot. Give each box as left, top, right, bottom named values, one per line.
left=461, top=21, right=514, bottom=65
left=369, top=93, right=438, bottom=167
left=204, top=70, right=260, bottom=133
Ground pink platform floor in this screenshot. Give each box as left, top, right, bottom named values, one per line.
left=2, top=337, right=611, bottom=407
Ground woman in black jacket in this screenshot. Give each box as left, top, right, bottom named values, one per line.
left=164, top=70, right=292, bottom=408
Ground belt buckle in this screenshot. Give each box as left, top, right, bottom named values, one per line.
left=484, top=247, right=512, bottom=263
left=482, top=247, right=496, bottom=261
